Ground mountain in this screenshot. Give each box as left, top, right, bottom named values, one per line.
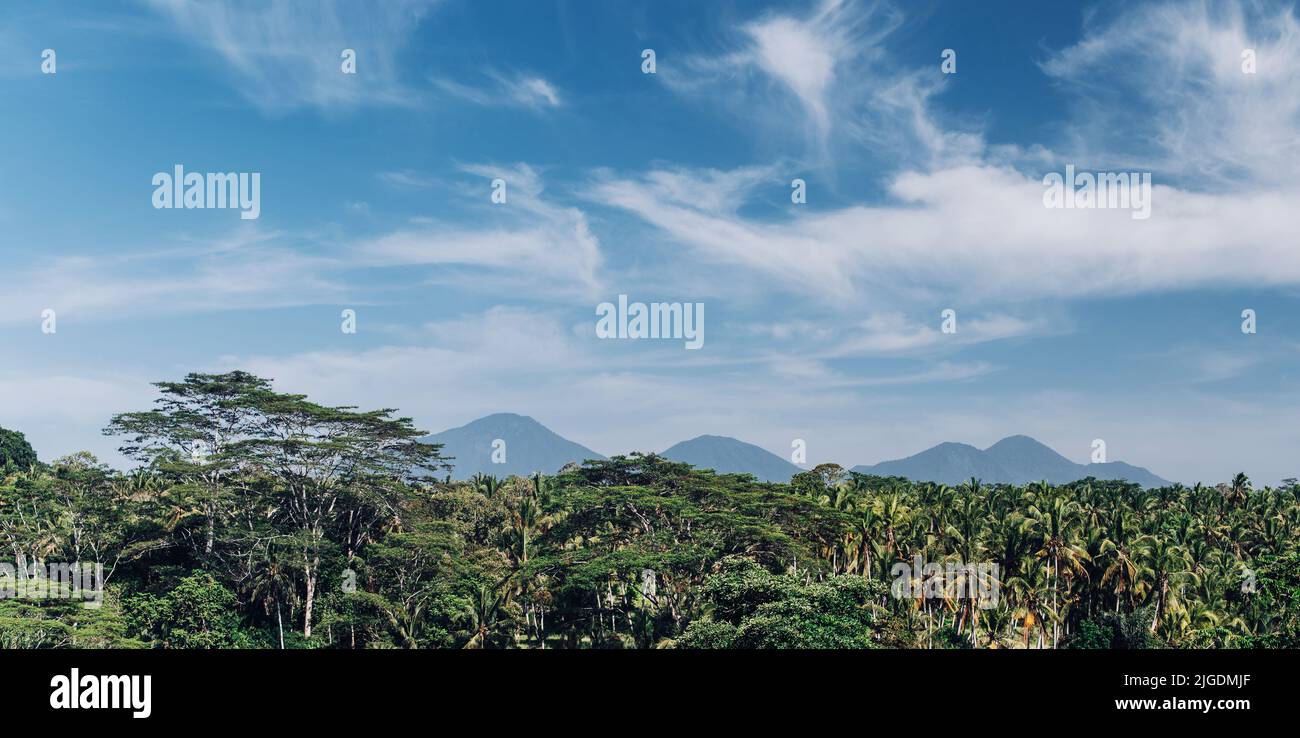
left=856, top=442, right=1010, bottom=485
left=852, top=436, right=1171, bottom=488
left=983, top=435, right=1083, bottom=484
left=661, top=435, right=802, bottom=482
left=423, top=413, right=604, bottom=479
left=423, top=418, right=1171, bottom=488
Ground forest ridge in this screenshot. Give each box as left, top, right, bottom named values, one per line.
left=1, top=371, right=1297, bottom=649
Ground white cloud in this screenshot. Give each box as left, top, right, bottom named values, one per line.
left=16, top=300, right=1298, bottom=487
left=0, top=373, right=156, bottom=466
left=220, top=307, right=1001, bottom=460
left=205, top=313, right=1300, bottom=486
left=508, top=76, right=561, bottom=108
left=1147, top=343, right=1277, bottom=385
left=622, top=165, right=779, bottom=214
left=828, top=312, right=1044, bottom=357
left=593, top=2, right=1300, bottom=312
left=1188, top=352, right=1258, bottom=383
left=0, top=227, right=347, bottom=324
left=14, top=0, right=1300, bottom=492
left=742, top=311, right=1044, bottom=364
left=665, top=0, right=976, bottom=167
left=2, top=165, right=605, bottom=325
left=589, top=163, right=1300, bottom=304
left=377, top=170, right=441, bottom=189
left=1041, top=1, right=1300, bottom=187
left=433, top=71, right=563, bottom=110
left=361, top=163, right=603, bottom=296
left=145, top=0, right=437, bottom=112
left=743, top=1, right=855, bottom=138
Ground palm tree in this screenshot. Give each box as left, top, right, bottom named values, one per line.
left=472, top=473, right=504, bottom=499
left=505, top=476, right=545, bottom=643
left=851, top=506, right=882, bottom=578
left=1007, top=565, right=1055, bottom=649
left=945, top=493, right=989, bottom=644
left=1139, top=537, right=1192, bottom=634
left=875, top=489, right=912, bottom=561
left=465, top=580, right=508, bottom=649
left=1099, top=534, right=1149, bottom=612
left=1225, top=472, right=1251, bottom=508
left=249, top=552, right=296, bottom=649
left=1022, top=492, right=1090, bottom=647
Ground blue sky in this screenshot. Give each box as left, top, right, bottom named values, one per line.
left=2, top=0, right=1298, bottom=485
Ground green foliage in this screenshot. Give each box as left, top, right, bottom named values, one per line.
left=676, top=559, right=889, bottom=649
left=124, top=572, right=253, bottom=648
left=672, top=620, right=737, bottom=649
left=0, top=427, right=38, bottom=470
left=0, top=589, right=144, bottom=649
left=1237, top=552, right=1300, bottom=648
left=3, top=371, right=1298, bottom=650
left=1064, top=608, right=1158, bottom=649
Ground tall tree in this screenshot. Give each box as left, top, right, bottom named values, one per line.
left=106, top=371, right=451, bottom=638
left=0, top=427, right=38, bottom=470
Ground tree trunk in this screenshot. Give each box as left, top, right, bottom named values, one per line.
left=205, top=503, right=215, bottom=555
left=303, top=567, right=316, bottom=638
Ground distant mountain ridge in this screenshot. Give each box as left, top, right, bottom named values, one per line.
left=661, top=435, right=801, bottom=482
left=852, top=435, right=1170, bottom=487
left=426, top=415, right=1171, bottom=488
left=422, top=413, right=604, bottom=478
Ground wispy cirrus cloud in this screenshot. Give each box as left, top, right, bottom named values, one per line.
left=360, top=163, right=603, bottom=297
left=145, top=0, right=437, bottom=113
left=0, top=226, right=347, bottom=324
left=3, top=164, right=605, bottom=326
left=742, top=312, right=1046, bottom=358
left=828, top=313, right=1045, bottom=357
left=10, top=0, right=1300, bottom=489
left=664, top=0, right=977, bottom=167
left=432, top=70, right=563, bottom=110
left=628, top=1, right=1300, bottom=308
left=588, top=163, right=1300, bottom=304
left=376, top=170, right=441, bottom=190
left=1041, top=0, right=1300, bottom=188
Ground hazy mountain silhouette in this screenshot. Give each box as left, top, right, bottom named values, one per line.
left=423, top=413, right=603, bottom=478
left=854, top=442, right=1010, bottom=484
left=852, top=435, right=1170, bottom=487
left=661, top=435, right=801, bottom=482
left=427, top=416, right=1169, bottom=488
left=983, top=435, right=1086, bottom=484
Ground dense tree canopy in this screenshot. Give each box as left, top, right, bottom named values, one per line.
left=1, top=371, right=1297, bottom=649
left=0, top=427, right=37, bottom=470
